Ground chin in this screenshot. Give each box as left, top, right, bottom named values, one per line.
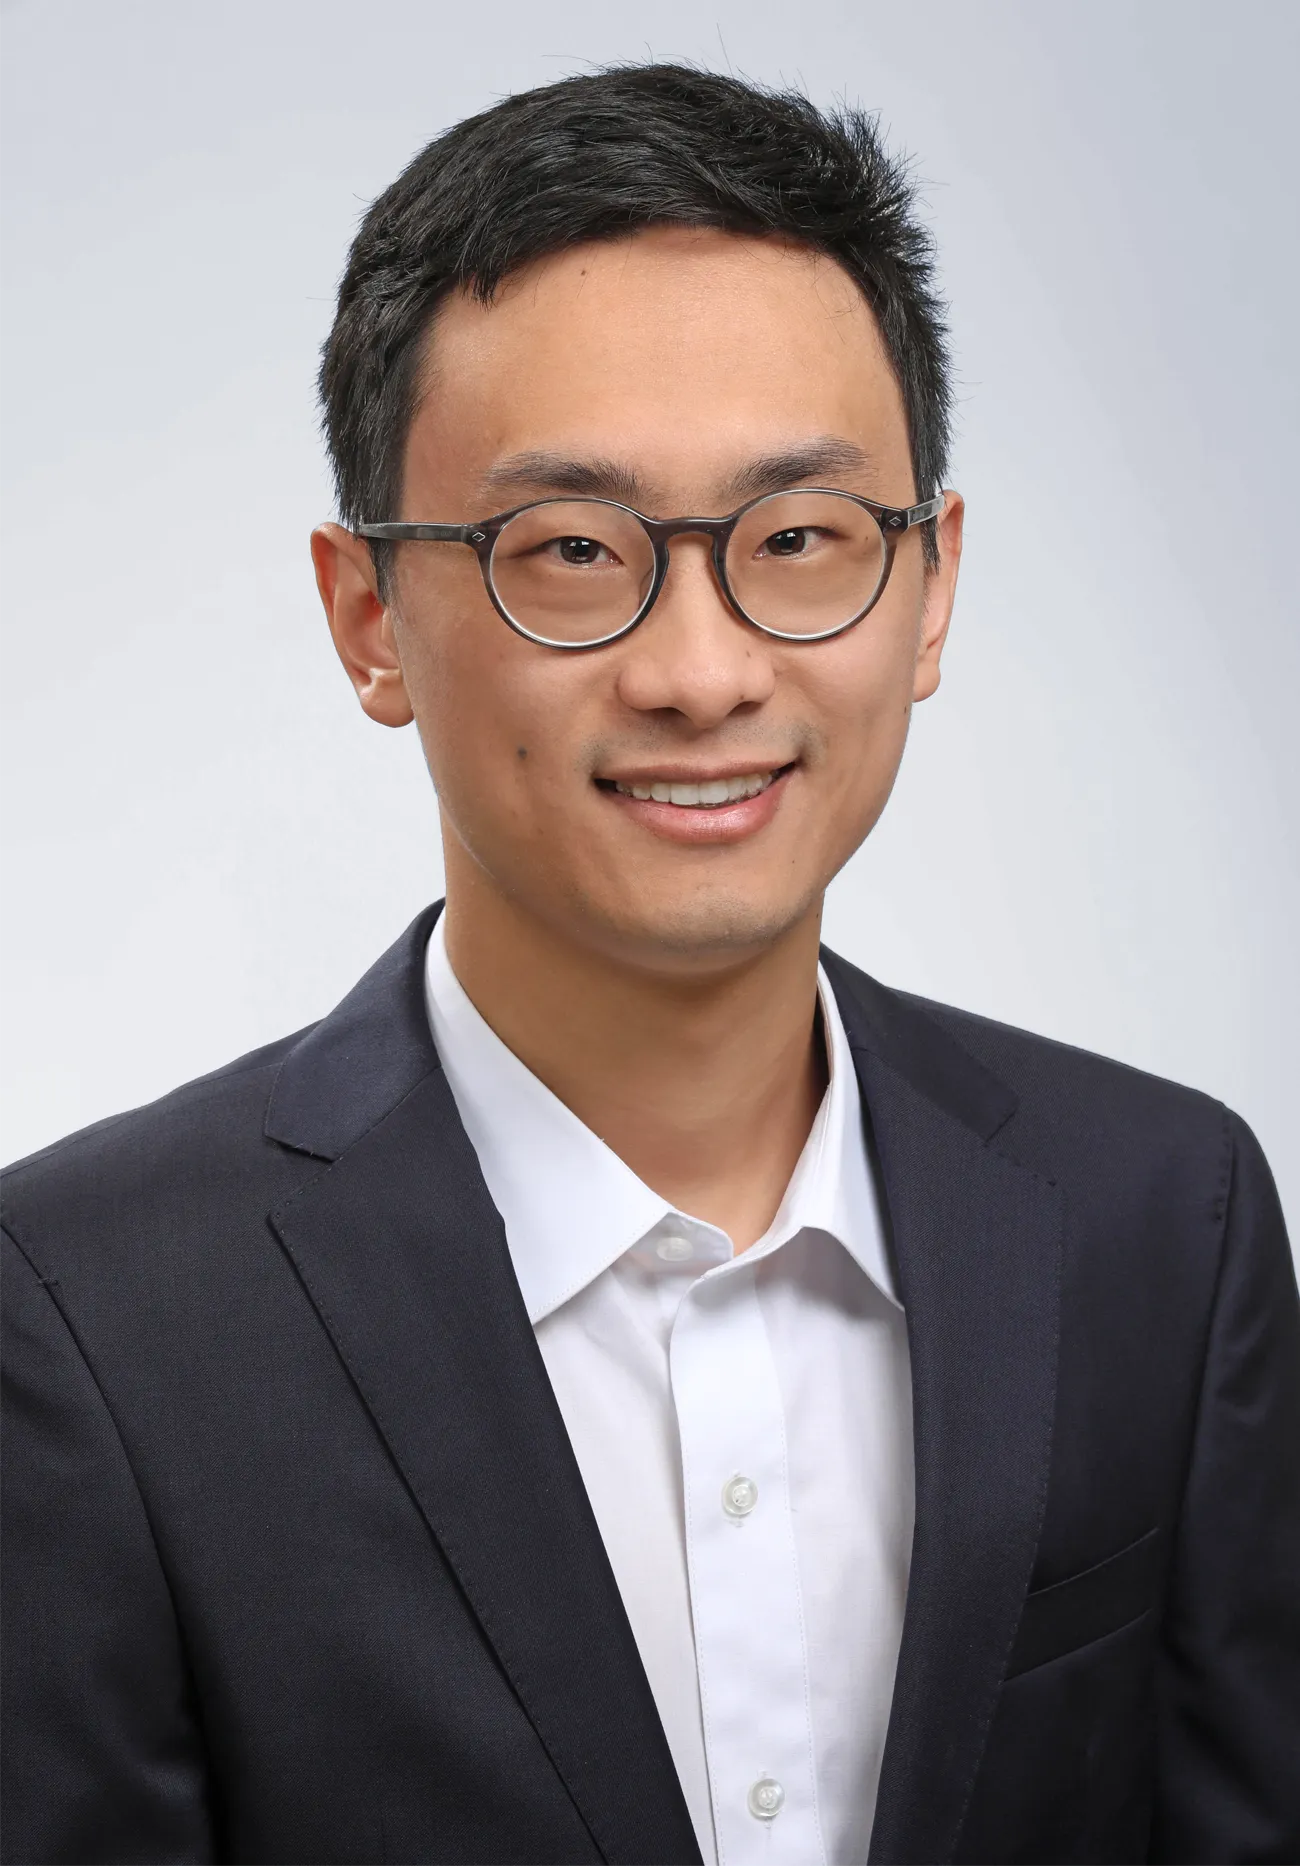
left=577, top=881, right=822, bottom=971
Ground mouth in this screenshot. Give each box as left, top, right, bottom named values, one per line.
left=593, top=761, right=798, bottom=843
left=603, top=768, right=783, bottom=807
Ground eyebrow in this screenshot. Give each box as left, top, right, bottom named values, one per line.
left=480, top=452, right=645, bottom=504
left=723, top=437, right=875, bottom=502
left=477, top=436, right=876, bottom=511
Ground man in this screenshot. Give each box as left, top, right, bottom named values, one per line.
left=2, top=61, right=1296, bottom=1866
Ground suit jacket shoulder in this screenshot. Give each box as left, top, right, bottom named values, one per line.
left=823, top=949, right=1236, bottom=1205
left=901, top=983, right=1223, bottom=1130
left=2, top=1028, right=314, bottom=1282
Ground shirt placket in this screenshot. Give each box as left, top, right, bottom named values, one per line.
left=670, top=1251, right=825, bottom=1866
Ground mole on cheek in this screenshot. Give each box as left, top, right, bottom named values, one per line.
left=516, top=746, right=528, bottom=760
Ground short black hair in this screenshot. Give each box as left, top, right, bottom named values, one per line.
left=320, top=62, right=952, bottom=591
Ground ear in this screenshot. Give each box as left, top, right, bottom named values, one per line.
left=912, top=489, right=965, bottom=704
left=310, top=523, right=415, bottom=728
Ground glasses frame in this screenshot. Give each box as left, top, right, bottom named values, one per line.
left=359, top=486, right=945, bottom=650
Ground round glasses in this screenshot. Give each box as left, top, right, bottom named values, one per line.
left=359, top=486, right=943, bottom=651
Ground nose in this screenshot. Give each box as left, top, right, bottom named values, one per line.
left=613, top=536, right=777, bottom=728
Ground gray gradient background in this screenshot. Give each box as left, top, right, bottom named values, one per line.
left=2, top=0, right=1296, bottom=1239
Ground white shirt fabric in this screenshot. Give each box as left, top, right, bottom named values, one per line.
left=424, top=919, right=914, bottom=1866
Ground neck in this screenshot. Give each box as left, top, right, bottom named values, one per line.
left=440, top=852, right=827, bottom=1252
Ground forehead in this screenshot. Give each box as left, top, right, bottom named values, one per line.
left=407, top=228, right=912, bottom=503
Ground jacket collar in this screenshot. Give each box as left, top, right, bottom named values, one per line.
left=264, top=902, right=444, bottom=1160
left=818, top=947, right=1019, bottom=1144
left=266, top=906, right=1060, bottom=1865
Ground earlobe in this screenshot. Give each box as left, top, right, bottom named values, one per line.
left=913, top=659, right=942, bottom=703
left=310, top=523, right=415, bottom=728
left=912, top=489, right=963, bottom=706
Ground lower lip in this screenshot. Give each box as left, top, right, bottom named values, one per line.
left=597, top=769, right=793, bottom=844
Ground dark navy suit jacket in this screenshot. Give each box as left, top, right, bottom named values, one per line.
left=3, top=904, right=1298, bottom=1863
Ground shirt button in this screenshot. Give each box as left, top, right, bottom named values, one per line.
left=656, top=1234, right=693, bottom=1262
left=722, top=1474, right=758, bottom=1518
left=748, top=1777, right=785, bottom=1821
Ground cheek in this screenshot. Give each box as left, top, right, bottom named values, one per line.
left=397, top=570, right=516, bottom=750
left=808, top=608, right=917, bottom=748
left=399, top=601, right=596, bottom=821
left=795, top=611, right=920, bottom=845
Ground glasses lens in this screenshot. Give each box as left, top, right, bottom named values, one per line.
left=489, top=501, right=655, bottom=645
left=726, top=491, right=887, bottom=638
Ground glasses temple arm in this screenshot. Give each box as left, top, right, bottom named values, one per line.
left=902, top=496, right=945, bottom=528
left=356, top=522, right=475, bottom=543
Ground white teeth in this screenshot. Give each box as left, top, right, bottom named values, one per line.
left=610, top=771, right=778, bottom=806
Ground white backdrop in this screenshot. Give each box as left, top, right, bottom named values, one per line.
left=3, top=0, right=1296, bottom=1237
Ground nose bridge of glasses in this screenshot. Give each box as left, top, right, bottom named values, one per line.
left=641, top=511, right=734, bottom=559
left=640, top=513, right=735, bottom=588
left=641, top=513, right=733, bottom=543
left=631, top=523, right=752, bottom=644
left=646, top=516, right=737, bottom=605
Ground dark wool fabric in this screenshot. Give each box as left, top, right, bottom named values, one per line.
left=3, top=905, right=1298, bottom=1864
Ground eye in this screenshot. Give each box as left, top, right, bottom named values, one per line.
left=759, top=526, right=824, bottom=558
left=547, top=535, right=620, bottom=567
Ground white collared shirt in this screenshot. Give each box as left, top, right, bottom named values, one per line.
left=425, top=920, right=913, bottom=1866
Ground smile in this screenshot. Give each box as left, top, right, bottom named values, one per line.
left=608, top=771, right=777, bottom=808
left=593, top=762, right=797, bottom=844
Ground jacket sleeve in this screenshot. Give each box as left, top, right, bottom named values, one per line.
left=1150, top=1113, right=1300, bottom=1863
left=1, top=1226, right=216, bottom=1865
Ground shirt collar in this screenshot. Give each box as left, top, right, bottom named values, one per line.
left=424, top=917, right=898, bottom=1323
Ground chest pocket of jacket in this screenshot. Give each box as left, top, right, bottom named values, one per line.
left=1005, top=1525, right=1163, bottom=1679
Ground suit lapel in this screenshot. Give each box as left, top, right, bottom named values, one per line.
left=825, top=957, right=1063, bottom=1866
left=266, top=909, right=701, bottom=1866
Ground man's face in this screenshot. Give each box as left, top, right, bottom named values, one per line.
left=327, top=228, right=961, bottom=974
